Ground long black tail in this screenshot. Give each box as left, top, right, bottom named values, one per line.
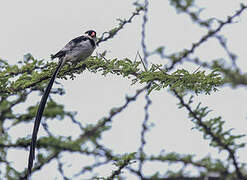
left=27, top=60, right=63, bottom=177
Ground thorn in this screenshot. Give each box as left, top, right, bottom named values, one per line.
left=137, top=51, right=148, bottom=72
left=192, top=65, right=201, bottom=74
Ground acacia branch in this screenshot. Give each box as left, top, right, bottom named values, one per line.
left=173, top=90, right=246, bottom=180
left=167, top=3, right=247, bottom=70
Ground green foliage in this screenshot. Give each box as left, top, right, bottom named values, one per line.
left=112, top=152, right=136, bottom=166
left=136, top=65, right=222, bottom=94
left=185, top=96, right=246, bottom=151
left=169, top=0, right=195, bottom=12
left=0, top=54, right=223, bottom=96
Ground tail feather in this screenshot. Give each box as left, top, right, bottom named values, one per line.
left=27, top=60, right=63, bottom=177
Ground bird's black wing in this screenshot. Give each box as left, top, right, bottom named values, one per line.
left=51, top=50, right=66, bottom=59
left=51, top=36, right=90, bottom=59
left=27, top=60, right=63, bottom=177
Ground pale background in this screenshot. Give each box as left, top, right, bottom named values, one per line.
left=0, top=0, right=247, bottom=179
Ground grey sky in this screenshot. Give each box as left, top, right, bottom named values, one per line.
left=1, top=0, right=247, bottom=179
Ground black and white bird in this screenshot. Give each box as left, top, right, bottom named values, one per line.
left=27, top=30, right=97, bottom=176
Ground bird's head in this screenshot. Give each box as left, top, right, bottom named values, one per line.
left=85, top=30, right=97, bottom=41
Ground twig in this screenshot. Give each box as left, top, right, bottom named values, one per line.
left=97, top=7, right=145, bottom=45
left=141, top=0, right=149, bottom=67
left=167, top=4, right=247, bottom=70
